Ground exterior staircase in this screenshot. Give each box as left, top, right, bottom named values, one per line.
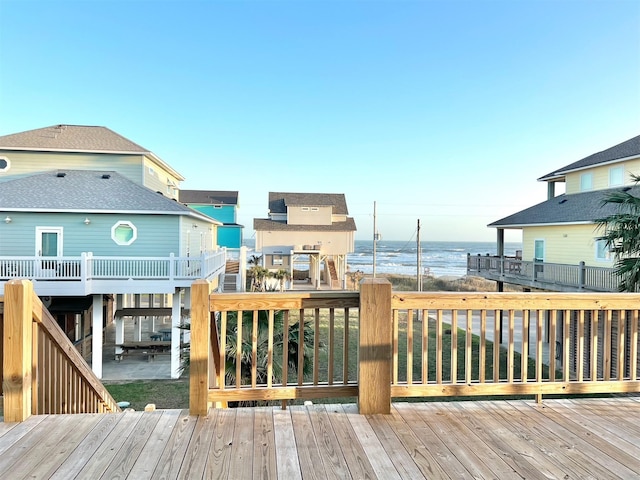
left=326, top=258, right=339, bottom=287
left=223, top=260, right=240, bottom=292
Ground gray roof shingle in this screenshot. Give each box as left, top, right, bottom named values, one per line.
left=489, top=185, right=640, bottom=227
left=253, top=217, right=357, bottom=232
left=180, top=190, right=239, bottom=205
left=539, top=135, right=640, bottom=181
left=268, top=192, right=349, bottom=215
left=0, top=125, right=150, bottom=153
left=0, top=170, right=213, bottom=219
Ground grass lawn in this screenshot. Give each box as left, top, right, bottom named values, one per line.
left=103, top=379, right=189, bottom=411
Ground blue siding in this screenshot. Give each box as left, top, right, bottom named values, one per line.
left=217, top=225, right=243, bottom=248
left=190, top=204, right=236, bottom=223
left=0, top=212, right=181, bottom=256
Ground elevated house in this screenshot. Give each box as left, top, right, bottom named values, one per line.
left=179, top=189, right=243, bottom=248
left=180, top=189, right=246, bottom=291
left=0, top=125, right=227, bottom=378
left=470, top=134, right=640, bottom=293
left=253, top=192, right=356, bottom=289
left=470, top=135, right=640, bottom=380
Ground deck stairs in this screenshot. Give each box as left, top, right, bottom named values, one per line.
left=223, top=260, right=240, bottom=292
left=326, top=259, right=339, bottom=287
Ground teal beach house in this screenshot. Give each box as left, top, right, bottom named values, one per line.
left=0, top=125, right=227, bottom=379
left=180, top=189, right=243, bottom=248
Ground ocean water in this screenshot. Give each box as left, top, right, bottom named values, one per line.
left=348, top=240, right=521, bottom=278
left=243, top=239, right=522, bottom=278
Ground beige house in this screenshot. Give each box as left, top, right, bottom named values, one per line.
left=253, top=192, right=356, bottom=289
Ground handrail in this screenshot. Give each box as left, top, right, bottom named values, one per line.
left=390, top=291, right=640, bottom=400
left=2, top=280, right=121, bottom=422
left=467, top=254, right=618, bottom=292
left=0, top=250, right=226, bottom=282
left=189, top=279, right=640, bottom=415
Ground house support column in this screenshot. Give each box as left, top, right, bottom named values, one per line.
left=114, top=295, right=124, bottom=358
left=171, top=289, right=182, bottom=379
left=91, top=294, right=103, bottom=379
left=133, top=294, right=142, bottom=342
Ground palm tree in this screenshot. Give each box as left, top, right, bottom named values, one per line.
left=224, top=310, right=315, bottom=389
left=273, top=269, right=290, bottom=291
left=597, top=174, right=640, bottom=291
left=179, top=310, right=318, bottom=395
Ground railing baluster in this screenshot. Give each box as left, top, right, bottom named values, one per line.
left=252, top=310, right=258, bottom=388
left=451, top=310, right=458, bottom=384
left=328, top=309, right=334, bottom=385
left=421, top=309, right=428, bottom=384
left=235, top=310, right=242, bottom=389
left=407, top=309, right=413, bottom=385
left=392, top=310, right=399, bottom=385
left=313, top=308, right=320, bottom=386
left=297, top=309, right=304, bottom=386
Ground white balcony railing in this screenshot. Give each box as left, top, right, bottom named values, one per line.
left=0, top=249, right=227, bottom=295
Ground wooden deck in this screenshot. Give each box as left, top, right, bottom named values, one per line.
left=1, top=397, right=640, bottom=479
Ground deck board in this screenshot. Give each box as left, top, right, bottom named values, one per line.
left=0, top=398, right=639, bottom=479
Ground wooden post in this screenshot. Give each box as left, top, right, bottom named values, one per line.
left=189, top=279, right=211, bottom=415
left=358, top=278, right=392, bottom=414
left=4, top=279, right=34, bottom=422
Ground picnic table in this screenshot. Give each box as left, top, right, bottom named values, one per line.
left=115, top=341, right=171, bottom=362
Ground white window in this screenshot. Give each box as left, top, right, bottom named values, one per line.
left=595, top=239, right=612, bottom=261
left=0, top=156, right=10, bottom=172
left=609, top=166, right=624, bottom=187
left=580, top=173, right=593, bottom=191
left=111, top=221, right=137, bottom=245
left=273, top=254, right=283, bottom=266
left=301, top=207, right=310, bottom=211
left=148, top=166, right=155, bottom=176
left=310, top=207, right=319, bottom=211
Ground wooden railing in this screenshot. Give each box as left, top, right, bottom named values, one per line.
left=467, top=254, right=618, bottom=292
left=190, top=278, right=640, bottom=415
left=1, top=280, right=121, bottom=422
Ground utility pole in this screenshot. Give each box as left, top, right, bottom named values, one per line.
left=417, top=219, right=422, bottom=291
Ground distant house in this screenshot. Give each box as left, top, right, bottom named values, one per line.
left=253, top=192, right=357, bottom=289
left=0, top=125, right=227, bottom=379
left=474, top=134, right=640, bottom=292
left=180, top=190, right=243, bottom=248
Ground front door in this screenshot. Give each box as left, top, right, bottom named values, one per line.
left=36, top=227, right=63, bottom=276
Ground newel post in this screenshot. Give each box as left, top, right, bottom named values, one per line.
left=3, top=279, right=34, bottom=422
left=190, top=279, right=212, bottom=415
left=358, top=278, right=392, bottom=414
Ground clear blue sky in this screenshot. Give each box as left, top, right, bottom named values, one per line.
left=1, top=0, right=639, bottom=242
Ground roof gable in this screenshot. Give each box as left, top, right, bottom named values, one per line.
left=268, top=192, right=349, bottom=215
left=539, top=134, right=640, bottom=181
left=489, top=185, right=640, bottom=227
left=0, top=125, right=150, bottom=153
left=180, top=190, right=239, bottom=205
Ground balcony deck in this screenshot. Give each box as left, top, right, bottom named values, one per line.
left=1, top=397, right=639, bottom=479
